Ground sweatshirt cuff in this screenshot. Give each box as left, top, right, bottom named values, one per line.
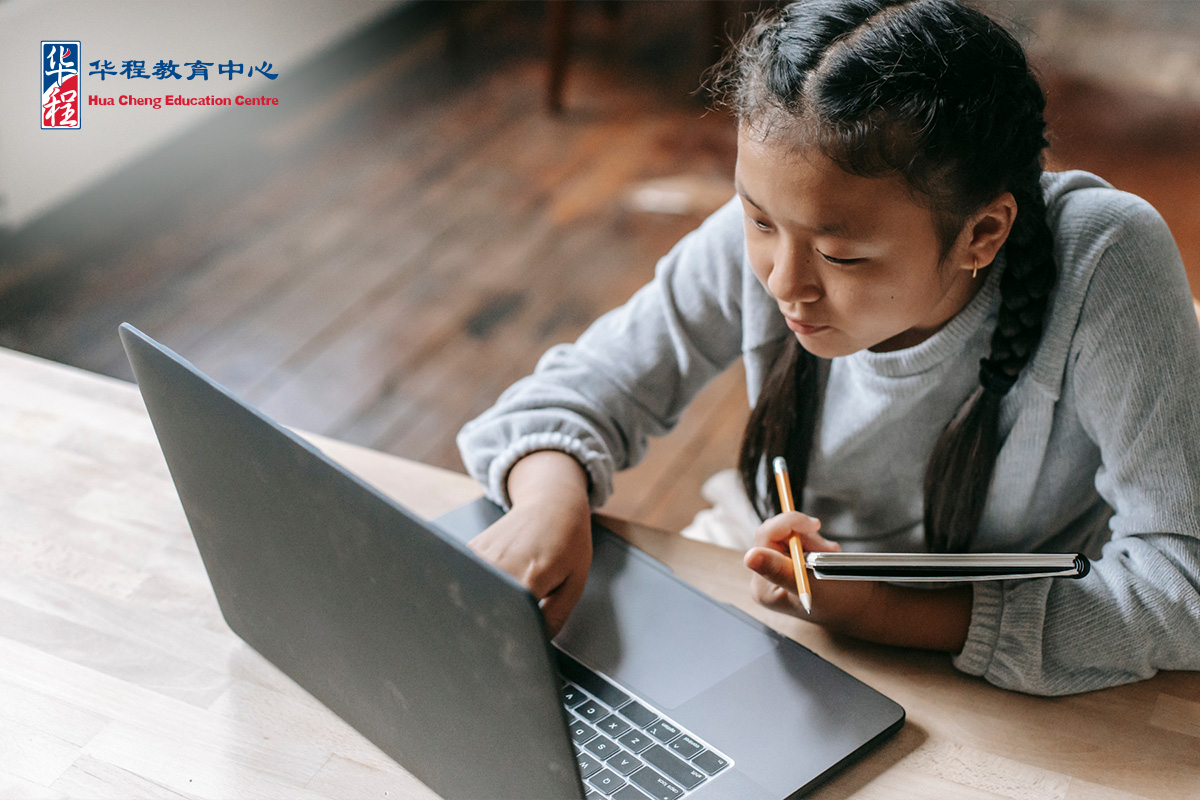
left=486, top=432, right=612, bottom=511
left=952, top=580, right=1004, bottom=676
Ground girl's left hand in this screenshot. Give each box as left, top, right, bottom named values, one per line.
left=743, top=511, right=882, bottom=635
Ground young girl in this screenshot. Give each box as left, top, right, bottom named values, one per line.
left=456, top=0, right=1200, bottom=696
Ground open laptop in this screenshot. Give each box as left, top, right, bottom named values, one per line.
left=120, top=323, right=903, bottom=800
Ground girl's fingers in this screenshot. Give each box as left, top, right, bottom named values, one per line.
left=745, top=549, right=801, bottom=612
left=750, top=573, right=794, bottom=612
left=752, top=511, right=841, bottom=553
left=744, top=546, right=795, bottom=587
left=541, top=568, right=588, bottom=637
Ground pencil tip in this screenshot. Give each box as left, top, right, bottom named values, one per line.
left=800, top=593, right=812, bottom=614
left=773, top=456, right=787, bottom=474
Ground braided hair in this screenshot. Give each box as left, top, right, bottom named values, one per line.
left=711, top=0, right=1056, bottom=551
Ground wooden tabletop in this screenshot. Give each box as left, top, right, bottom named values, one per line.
left=1, top=346, right=1197, bottom=800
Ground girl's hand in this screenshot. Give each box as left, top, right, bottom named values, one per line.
left=743, top=511, right=882, bottom=633
left=468, top=451, right=593, bottom=637
left=743, top=510, right=973, bottom=651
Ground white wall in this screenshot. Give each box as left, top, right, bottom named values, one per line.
left=0, top=0, right=406, bottom=231
left=989, top=0, right=1200, bottom=102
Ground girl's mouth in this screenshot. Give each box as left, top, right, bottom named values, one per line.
left=785, top=316, right=829, bottom=335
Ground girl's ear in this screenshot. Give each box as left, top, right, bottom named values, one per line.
left=962, top=192, right=1018, bottom=273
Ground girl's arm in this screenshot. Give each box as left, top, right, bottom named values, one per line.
left=456, top=199, right=746, bottom=633
left=466, top=450, right=593, bottom=637
left=953, top=198, right=1200, bottom=695
left=457, top=197, right=746, bottom=512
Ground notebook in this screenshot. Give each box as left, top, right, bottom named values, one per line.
left=806, top=552, right=1091, bottom=581
left=120, top=323, right=904, bottom=800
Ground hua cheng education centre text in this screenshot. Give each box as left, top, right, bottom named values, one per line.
left=87, top=93, right=280, bottom=109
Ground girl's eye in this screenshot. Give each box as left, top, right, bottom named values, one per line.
left=748, top=217, right=772, bottom=232
left=818, top=251, right=865, bottom=265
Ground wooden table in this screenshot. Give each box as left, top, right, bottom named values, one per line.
left=2, top=346, right=1197, bottom=800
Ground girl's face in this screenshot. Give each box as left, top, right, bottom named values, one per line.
left=735, top=128, right=982, bottom=357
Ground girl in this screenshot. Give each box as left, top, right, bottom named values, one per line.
left=456, top=0, right=1200, bottom=696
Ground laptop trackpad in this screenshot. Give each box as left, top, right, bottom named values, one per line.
left=554, top=530, right=776, bottom=710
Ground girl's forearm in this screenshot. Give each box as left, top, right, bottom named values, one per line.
left=837, top=583, right=973, bottom=653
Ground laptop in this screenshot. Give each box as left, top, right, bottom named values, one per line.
left=119, top=323, right=904, bottom=800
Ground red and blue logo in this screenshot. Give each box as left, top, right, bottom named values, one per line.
left=42, top=41, right=81, bottom=129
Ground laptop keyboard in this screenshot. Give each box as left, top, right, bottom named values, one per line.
left=556, top=650, right=731, bottom=800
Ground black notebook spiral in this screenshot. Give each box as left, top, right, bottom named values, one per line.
left=804, top=552, right=1091, bottom=582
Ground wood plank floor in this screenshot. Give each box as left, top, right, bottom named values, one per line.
left=1, top=1, right=1197, bottom=535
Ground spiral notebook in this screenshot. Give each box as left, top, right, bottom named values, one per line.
left=805, top=552, right=1091, bottom=582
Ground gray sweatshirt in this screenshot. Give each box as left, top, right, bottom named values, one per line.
left=457, top=170, right=1200, bottom=695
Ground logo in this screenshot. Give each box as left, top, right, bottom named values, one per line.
left=42, top=41, right=81, bottom=129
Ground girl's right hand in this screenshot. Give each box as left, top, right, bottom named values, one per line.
left=743, top=511, right=880, bottom=629
left=467, top=451, right=593, bottom=637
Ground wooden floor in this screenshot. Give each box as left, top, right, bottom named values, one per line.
left=1, top=1, right=1197, bottom=535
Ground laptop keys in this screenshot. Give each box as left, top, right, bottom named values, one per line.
left=618, top=699, right=658, bottom=728
left=577, top=751, right=603, bottom=779
left=611, top=785, right=652, bottom=800
left=597, top=713, right=632, bottom=738
left=570, top=718, right=598, bottom=745
left=668, top=734, right=703, bottom=759
left=587, top=768, right=627, bottom=795
left=643, top=746, right=706, bottom=790
left=645, top=719, right=680, bottom=743
left=629, top=766, right=684, bottom=800
left=583, top=733, right=620, bottom=760
left=607, top=750, right=642, bottom=776
left=556, top=650, right=631, bottom=708
left=562, top=682, right=588, bottom=708
left=557, top=653, right=734, bottom=797
left=618, top=730, right=653, bottom=754
left=576, top=699, right=609, bottom=723
left=691, top=749, right=729, bottom=776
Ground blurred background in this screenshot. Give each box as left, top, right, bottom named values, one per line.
left=2, top=0, right=1198, bottom=534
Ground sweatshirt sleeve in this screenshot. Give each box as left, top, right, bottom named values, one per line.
left=953, top=198, right=1200, bottom=695
left=456, top=198, right=746, bottom=510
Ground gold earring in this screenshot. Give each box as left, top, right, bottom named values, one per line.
left=972, top=258, right=979, bottom=279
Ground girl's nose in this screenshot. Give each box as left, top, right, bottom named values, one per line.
left=768, top=241, right=822, bottom=303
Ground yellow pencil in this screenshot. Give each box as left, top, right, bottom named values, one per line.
left=772, top=457, right=812, bottom=614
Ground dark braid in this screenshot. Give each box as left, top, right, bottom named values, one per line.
left=713, top=0, right=1058, bottom=551
left=984, top=176, right=1057, bottom=389
left=925, top=102, right=1055, bottom=551
left=739, top=338, right=819, bottom=520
